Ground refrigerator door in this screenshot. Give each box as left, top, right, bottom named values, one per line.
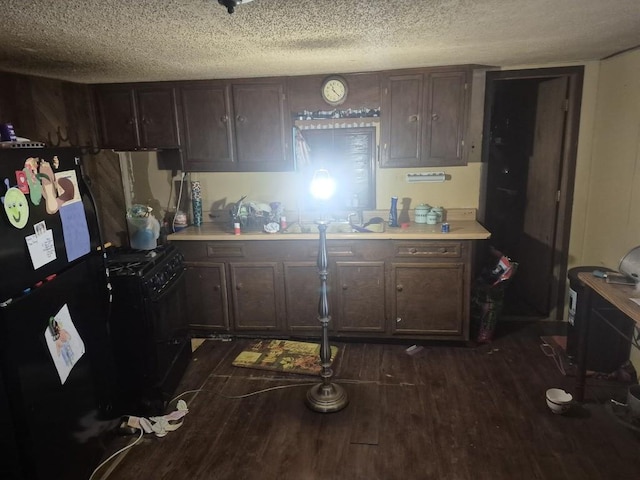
left=0, top=147, right=100, bottom=300
left=0, top=256, right=115, bottom=480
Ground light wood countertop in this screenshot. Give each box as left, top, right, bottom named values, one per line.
left=168, top=220, right=490, bottom=241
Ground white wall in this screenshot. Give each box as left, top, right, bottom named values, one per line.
left=577, top=49, right=640, bottom=375
left=580, top=49, right=640, bottom=267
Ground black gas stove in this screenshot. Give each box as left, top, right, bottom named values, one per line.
left=107, top=244, right=185, bottom=299
left=106, top=243, right=191, bottom=416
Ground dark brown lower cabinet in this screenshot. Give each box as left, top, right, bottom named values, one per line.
left=229, top=262, right=283, bottom=331
left=175, top=238, right=472, bottom=341
left=283, top=262, right=322, bottom=332
left=185, top=262, right=229, bottom=331
left=334, top=261, right=386, bottom=333
left=389, top=262, right=465, bottom=336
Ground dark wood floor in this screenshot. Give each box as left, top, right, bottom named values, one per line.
left=97, top=322, right=640, bottom=480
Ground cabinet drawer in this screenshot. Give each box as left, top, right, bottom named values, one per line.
left=394, top=242, right=461, bottom=258
left=307, top=243, right=356, bottom=258
left=207, top=243, right=245, bottom=258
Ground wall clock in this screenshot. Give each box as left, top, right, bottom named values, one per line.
left=321, top=75, right=348, bottom=106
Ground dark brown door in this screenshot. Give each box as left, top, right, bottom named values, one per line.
left=381, top=73, right=423, bottom=167
left=229, top=262, right=281, bottom=331
left=232, top=82, right=290, bottom=171
left=136, top=86, right=180, bottom=148
left=283, top=262, right=321, bottom=332
left=334, top=262, right=386, bottom=333
left=95, top=86, right=138, bottom=149
left=179, top=81, right=235, bottom=171
left=515, top=76, right=568, bottom=313
left=423, top=70, right=467, bottom=166
left=185, top=264, right=229, bottom=331
left=390, top=262, right=464, bottom=336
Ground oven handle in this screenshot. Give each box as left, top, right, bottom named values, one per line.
left=151, top=267, right=186, bottom=302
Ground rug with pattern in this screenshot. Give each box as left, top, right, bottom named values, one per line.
left=232, top=339, right=337, bottom=375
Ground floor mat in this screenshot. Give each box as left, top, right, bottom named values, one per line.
left=232, top=339, right=337, bottom=376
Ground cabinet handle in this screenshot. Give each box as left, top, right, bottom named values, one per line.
left=141, top=117, right=150, bottom=125
left=342, top=284, right=348, bottom=290
left=236, top=115, right=246, bottom=124
left=396, top=317, right=402, bottom=323
left=236, top=283, right=243, bottom=290
left=220, top=114, right=228, bottom=123
left=409, top=248, right=417, bottom=254
left=214, top=285, right=221, bottom=291
left=409, top=114, right=419, bottom=122
left=396, top=284, right=403, bottom=292
left=127, top=117, right=135, bottom=125
left=431, top=113, right=439, bottom=121
left=439, top=247, right=447, bottom=253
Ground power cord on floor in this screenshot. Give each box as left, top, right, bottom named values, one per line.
left=88, top=427, right=144, bottom=480
left=89, top=381, right=319, bottom=479
left=540, top=341, right=567, bottom=376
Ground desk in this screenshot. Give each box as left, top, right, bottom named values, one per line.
left=575, top=272, right=640, bottom=402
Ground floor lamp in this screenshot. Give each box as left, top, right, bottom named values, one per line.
left=306, top=169, right=349, bottom=413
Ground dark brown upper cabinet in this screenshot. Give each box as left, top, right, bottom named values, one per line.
left=94, top=83, right=180, bottom=150
left=178, top=81, right=235, bottom=172
left=179, top=79, right=291, bottom=172
left=381, top=67, right=469, bottom=167
left=231, top=80, right=290, bottom=172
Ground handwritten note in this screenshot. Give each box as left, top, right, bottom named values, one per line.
left=25, top=229, right=56, bottom=269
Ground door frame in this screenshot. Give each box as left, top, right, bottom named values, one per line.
left=479, top=66, right=584, bottom=319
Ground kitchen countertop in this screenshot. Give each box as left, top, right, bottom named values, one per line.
left=168, top=220, right=490, bottom=241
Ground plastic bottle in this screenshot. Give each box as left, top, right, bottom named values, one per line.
left=389, top=196, right=399, bottom=227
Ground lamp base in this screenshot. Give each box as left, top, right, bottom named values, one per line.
left=305, top=382, right=349, bottom=413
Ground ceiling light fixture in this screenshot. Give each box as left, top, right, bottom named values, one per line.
left=217, top=0, right=255, bottom=14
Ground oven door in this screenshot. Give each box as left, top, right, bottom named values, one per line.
left=144, top=267, right=192, bottom=409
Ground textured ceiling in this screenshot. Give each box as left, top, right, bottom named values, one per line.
left=0, top=0, right=639, bottom=84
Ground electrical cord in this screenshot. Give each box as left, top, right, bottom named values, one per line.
left=88, top=381, right=317, bottom=478
left=540, top=342, right=567, bottom=376
left=171, top=172, right=187, bottom=233
left=86, top=375, right=392, bottom=478
left=88, top=427, right=144, bottom=480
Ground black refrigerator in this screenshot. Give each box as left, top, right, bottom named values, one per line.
left=0, top=147, right=116, bottom=480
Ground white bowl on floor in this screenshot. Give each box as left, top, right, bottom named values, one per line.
left=546, top=388, right=573, bottom=414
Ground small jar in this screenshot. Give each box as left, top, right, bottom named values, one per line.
left=414, top=204, right=431, bottom=224
left=280, top=216, right=287, bottom=230
left=234, top=222, right=241, bottom=235
left=431, top=206, right=444, bottom=223
left=426, top=211, right=438, bottom=225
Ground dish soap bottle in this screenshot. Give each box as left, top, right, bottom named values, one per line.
left=388, top=196, right=399, bottom=227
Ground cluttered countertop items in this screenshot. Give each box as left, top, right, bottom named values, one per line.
left=168, top=205, right=491, bottom=241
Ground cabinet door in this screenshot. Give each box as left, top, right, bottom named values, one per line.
left=380, top=74, right=423, bottom=167
left=229, top=262, right=282, bottom=331
left=95, top=85, right=138, bottom=149
left=232, top=82, right=291, bottom=171
left=334, top=262, right=386, bottom=333
left=184, top=264, right=229, bottom=331
left=136, top=86, right=180, bottom=148
left=423, top=70, right=468, bottom=166
left=389, top=262, right=465, bottom=336
left=283, top=262, right=321, bottom=332
left=179, top=82, right=235, bottom=171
